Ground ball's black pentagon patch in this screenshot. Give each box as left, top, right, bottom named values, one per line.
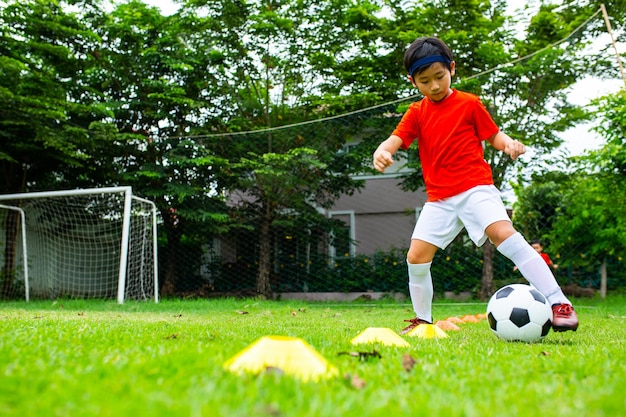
left=541, top=319, right=552, bottom=337
left=529, top=289, right=547, bottom=304
left=487, top=312, right=498, bottom=330
left=509, top=307, right=531, bottom=327
left=496, top=286, right=515, bottom=299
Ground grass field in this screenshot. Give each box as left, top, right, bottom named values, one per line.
left=1, top=296, right=625, bottom=417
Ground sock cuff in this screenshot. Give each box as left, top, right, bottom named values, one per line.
left=518, top=252, right=544, bottom=269
left=407, top=260, right=432, bottom=284
left=407, top=260, right=432, bottom=273
left=497, top=232, right=542, bottom=264
left=496, top=232, right=525, bottom=256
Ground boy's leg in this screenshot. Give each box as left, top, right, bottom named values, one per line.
left=402, top=237, right=441, bottom=334
left=456, top=186, right=578, bottom=332
left=496, top=232, right=578, bottom=331
left=408, top=261, right=433, bottom=310
left=400, top=261, right=433, bottom=334
left=403, top=200, right=463, bottom=334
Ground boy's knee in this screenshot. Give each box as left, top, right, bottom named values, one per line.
left=486, top=221, right=517, bottom=247
left=407, top=249, right=435, bottom=265
left=407, top=254, right=427, bottom=264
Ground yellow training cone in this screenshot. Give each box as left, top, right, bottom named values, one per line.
left=223, top=336, right=338, bottom=382
left=350, top=327, right=410, bottom=347
left=405, top=323, right=448, bottom=339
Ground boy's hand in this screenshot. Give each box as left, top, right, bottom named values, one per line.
left=373, top=150, right=394, bottom=172
left=504, top=139, right=525, bottom=160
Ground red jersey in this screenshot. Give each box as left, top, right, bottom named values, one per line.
left=392, top=89, right=500, bottom=201
left=539, top=252, right=552, bottom=265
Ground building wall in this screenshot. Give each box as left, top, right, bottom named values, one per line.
left=329, top=175, right=427, bottom=255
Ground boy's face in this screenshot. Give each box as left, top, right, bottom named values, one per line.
left=409, top=61, right=455, bottom=102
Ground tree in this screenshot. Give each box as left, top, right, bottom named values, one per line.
left=512, top=90, right=626, bottom=296
left=3, top=0, right=621, bottom=299
left=551, top=90, right=626, bottom=296
left=511, top=170, right=571, bottom=245
left=0, top=0, right=105, bottom=194
left=173, top=0, right=385, bottom=297
left=68, top=1, right=234, bottom=295
left=0, top=0, right=106, bottom=297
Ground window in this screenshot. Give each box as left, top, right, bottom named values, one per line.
left=328, top=211, right=355, bottom=262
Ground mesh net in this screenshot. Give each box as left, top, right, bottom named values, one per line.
left=157, top=7, right=625, bottom=298
left=0, top=190, right=157, bottom=301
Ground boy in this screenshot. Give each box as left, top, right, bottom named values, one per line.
left=515, top=239, right=559, bottom=272
left=372, top=37, right=578, bottom=334
left=531, top=239, right=559, bottom=270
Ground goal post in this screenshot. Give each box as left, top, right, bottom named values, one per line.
left=0, top=204, right=29, bottom=301
left=0, top=186, right=158, bottom=303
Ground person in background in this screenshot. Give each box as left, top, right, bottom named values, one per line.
left=531, top=239, right=558, bottom=270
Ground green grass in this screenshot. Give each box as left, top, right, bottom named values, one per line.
left=1, top=296, right=625, bottom=417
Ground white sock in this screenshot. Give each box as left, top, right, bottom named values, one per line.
left=407, top=260, right=433, bottom=322
left=497, top=233, right=571, bottom=306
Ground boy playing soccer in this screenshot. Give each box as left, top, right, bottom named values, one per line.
left=372, top=37, right=578, bottom=334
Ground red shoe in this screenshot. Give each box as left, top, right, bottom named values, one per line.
left=399, top=317, right=432, bottom=335
left=552, top=304, right=579, bottom=332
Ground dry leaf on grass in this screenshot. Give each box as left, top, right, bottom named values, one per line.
left=345, top=373, right=366, bottom=389
left=402, top=353, right=417, bottom=372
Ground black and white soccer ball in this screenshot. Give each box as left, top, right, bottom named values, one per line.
left=486, top=284, right=552, bottom=343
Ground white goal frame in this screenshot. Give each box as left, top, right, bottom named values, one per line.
left=0, top=186, right=158, bottom=303
left=0, top=204, right=29, bottom=301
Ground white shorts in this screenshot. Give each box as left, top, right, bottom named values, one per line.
left=411, top=185, right=511, bottom=249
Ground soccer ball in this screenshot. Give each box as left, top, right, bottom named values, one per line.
left=486, top=284, right=552, bottom=343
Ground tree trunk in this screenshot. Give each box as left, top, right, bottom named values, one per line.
left=256, top=203, right=273, bottom=299
left=160, top=210, right=184, bottom=296
left=478, top=241, right=495, bottom=301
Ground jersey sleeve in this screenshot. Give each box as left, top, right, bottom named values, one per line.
left=391, top=103, right=420, bottom=150
left=472, top=97, right=500, bottom=141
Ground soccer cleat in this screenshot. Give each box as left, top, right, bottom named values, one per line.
left=551, top=303, right=579, bottom=332
left=399, top=317, right=432, bottom=335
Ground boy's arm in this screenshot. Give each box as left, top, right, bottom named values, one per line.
left=373, top=135, right=404, bottom=172
left=488, top=131, right=526, bottom=160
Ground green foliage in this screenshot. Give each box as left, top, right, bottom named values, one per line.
left=512, top=172, right=571, bottom=245
left=2, top=0, right=623, bottom=298
left=512, top=90, right=626, bottom=288
left=550, top=91, right=626, bottom=265
left=513, top=168, right=626, bottom=289
left=0, top=0, right=105, bottom=192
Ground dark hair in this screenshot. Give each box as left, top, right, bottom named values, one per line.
left=530, top=239, right=542, bottom=246
left=404, top=37, right=454, bottom=77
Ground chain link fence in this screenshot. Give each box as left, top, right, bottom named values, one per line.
left=160, top=100, right=623, bottom=301
left=2, top=100, right=622, bottom=301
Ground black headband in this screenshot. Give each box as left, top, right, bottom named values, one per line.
left=408, top=55, right=451, bottom=76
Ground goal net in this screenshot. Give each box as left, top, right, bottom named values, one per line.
left=0, top=187, right=158, bottom=303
